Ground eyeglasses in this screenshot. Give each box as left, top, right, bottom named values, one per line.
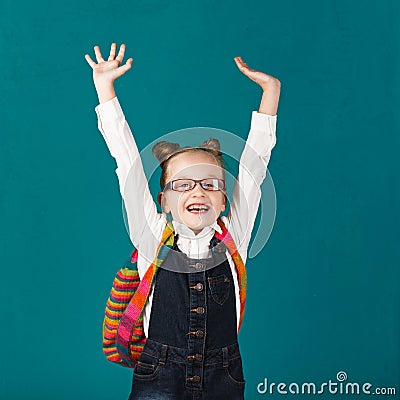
left=163, top=178, right=226, bottom=192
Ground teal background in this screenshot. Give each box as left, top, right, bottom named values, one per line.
left=1, top=0, right=399, bottom=399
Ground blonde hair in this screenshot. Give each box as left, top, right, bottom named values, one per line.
left=152, top=139, right=225, bottom=190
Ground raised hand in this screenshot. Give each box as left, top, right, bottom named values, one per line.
left=85, top=43, right=133, bottom=103
left=85, top=43, right=133, bottom=83
left=233, top=56, right=281, bottom=115
left=234, top=56, right=280, bottom=91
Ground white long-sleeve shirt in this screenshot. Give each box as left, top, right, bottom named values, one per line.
left=95, top=97, right=277, bottom=336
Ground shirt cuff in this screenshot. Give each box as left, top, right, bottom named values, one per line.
left=94, top=96, right=124, bottom=121
left=246, top=110, right=277, bottom=152
left=250, top=110, right=277, bottom=132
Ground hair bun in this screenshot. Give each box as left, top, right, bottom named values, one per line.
left=152, top=141, right=181, bottom=164
left=198, top=138, right=220, bottom=152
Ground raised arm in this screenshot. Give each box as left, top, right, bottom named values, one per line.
left=85, top=43, right=163, bottom=248
left=226, top=57, right=281, bottom=263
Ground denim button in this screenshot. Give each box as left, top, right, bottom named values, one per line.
left=196, top=306, right=205, bottom=314
left=195, top=283, right=204, bottom=291
left=195, top=330, right=204, bottom=338
left=194, top=262, right=203, bottom=270
left=194, top=354, right=203, bottom=361
left=215, top=242, right=226, bottom=253
left=192, top=375, right=201, bottom=383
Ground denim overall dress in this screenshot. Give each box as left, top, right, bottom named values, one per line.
left=128, top=233, right=246, bottom=400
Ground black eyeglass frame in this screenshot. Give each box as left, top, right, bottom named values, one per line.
left=163, top=178, right=226, bottom=193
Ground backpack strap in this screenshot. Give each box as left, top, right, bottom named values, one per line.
left=214, top=218, right=247, bottom=332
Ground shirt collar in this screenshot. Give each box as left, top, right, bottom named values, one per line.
left=171, top=218, right=222, bottom=238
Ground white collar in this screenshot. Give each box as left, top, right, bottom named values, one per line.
left=171, top=218, right=223, bottom=239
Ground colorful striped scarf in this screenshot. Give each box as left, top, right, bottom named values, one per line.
left=102, top=217, right=247, bottom=368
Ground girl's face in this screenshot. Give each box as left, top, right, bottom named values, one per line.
left=159, top=151, right=226, bottom=235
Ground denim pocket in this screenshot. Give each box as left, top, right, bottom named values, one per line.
left=133, top=351, right=162, bottom=381
left=225, top=356, right=246, bottom=386
left=208, top=274, right=230, bottom=305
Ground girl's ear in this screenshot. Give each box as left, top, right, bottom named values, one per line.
left=221, top=192, right=228, bottom=212
left=221, top=197, right=226, bottom=213
left=157, top=191, right=163, bottom=206
left=157, top=191, right=171, bottom=213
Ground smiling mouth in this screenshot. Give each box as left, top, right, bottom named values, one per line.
left=186, top=204, right=210, bottom=214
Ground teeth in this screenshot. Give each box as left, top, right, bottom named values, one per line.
left=187, top=205, right=208, bottom=212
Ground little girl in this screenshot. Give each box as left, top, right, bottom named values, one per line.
left=85, top=43, right=280, bottom=400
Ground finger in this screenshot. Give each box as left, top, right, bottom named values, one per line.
left=108, top=42, right=117, bottom=60
left=233, top=58, right=244, bottom=69
left=84, top=54, right=97, bottom=68
left=237, top=56, right=249, bottom=67
left=117, top=58, right=133, bottom=75
left=116, top=43, right=126, bottom=64
left=234, top=58, right=248, bottom=73
left=94, top=45, right=105, bottom=63
left=234, top=56, right=247, bottom=67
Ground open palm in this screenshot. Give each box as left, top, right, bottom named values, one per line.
left=234, top=56, right=280, bottom=90
left=85, top=43, right=133, bottom=83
